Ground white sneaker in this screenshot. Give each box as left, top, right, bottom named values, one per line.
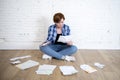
left=42, top=54, right=52, bottom=60
left=65, top=56, right=76, bottom=62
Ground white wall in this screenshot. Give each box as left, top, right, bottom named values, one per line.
left=0, top=0, right=120, bottom=49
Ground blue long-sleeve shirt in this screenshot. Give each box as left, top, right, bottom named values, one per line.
left=45, top=24, right=71, bottom=43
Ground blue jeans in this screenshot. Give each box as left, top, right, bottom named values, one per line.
left=40, top=43, right=78, bottom=59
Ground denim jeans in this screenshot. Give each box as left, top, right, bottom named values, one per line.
left=40, top=43, right=78, bottom=59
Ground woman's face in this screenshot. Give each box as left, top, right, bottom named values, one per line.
left=56, top=18, right=64, bottom=28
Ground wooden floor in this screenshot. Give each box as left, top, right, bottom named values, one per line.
left=0, top=50, right=120, bottom=80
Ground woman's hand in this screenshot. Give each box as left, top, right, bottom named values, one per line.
left=40, top=42, right=50, bottom=46
left=67, top=41, right=73, bottom=45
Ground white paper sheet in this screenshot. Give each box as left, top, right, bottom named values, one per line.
left=10, top=55, right=31, bottom=61
left=59, top=66, right=78, bottom=75
left=58, top=35, right=72, bottom=43
left=10, top=60, right=21, bottom=64
left=80, top=64, right=97, bottom=73
left=94, top=62, right=105, bottom=68
left=16, top=60, right=39, bottom=70
left=36, top=64, right=57, bottom=75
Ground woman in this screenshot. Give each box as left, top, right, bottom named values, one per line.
left=40, top=13, right=77, bottom=61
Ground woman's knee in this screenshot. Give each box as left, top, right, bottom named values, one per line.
left=71, top=45, right=78, bottom=53
left=39, top=45, right=47, bottom=51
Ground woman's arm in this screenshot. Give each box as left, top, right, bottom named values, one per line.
left=40, top=26, right=53, bottom=46
left=65, top=25, right=73, bottom=45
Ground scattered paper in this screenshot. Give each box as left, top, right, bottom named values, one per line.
left=42, top=54, right=52, bottom=60
left=36, top=64, right=57, bottom=75
left=94, top=62, right=105, bottom=68
left=59, top=66, right=78, bottom=75
left=58, top=35, right=72, bottom=43
left=10, top=55, right=31, bottom=61
left=80, top=64, right=97, bottom=73
left=16, top=60, right=39, bottom=70
left=10, top=60, right=21, bottom=65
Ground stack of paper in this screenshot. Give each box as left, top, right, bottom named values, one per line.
left=10, top=55, right=31, bottom=61
left=80, top=64, right=97, bottom=73
left=59, top=66, right=78, bottom=75
left=16, top=60, right=39, bottom=70
left=36, top=64, right=57, bottom=75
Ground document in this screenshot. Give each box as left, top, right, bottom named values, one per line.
left=59, top=66, right=78, bottom=75
left=36, top=64, right=57, bottom=75
left=58, top=35, right=72, bottom=43
left=10, top=55, right=31, bottom=61
left=16, top=60, right=39, bottom=70
left=10, top=60, right=21, bottom=64
left=80, top=64, right=97, bottom=73
left=94, top=62, right=105, bottom=68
